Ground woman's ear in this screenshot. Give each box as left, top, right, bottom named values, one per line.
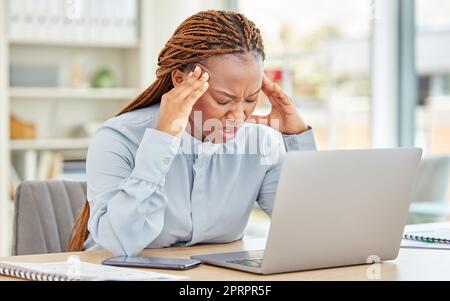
left=171, top=69, right=186, bottom=87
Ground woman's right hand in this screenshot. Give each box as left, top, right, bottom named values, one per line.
left=156, top=65, right=209, bottom=138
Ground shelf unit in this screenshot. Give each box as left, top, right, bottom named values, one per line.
left=9, top=87, right=139, bottom=100
left=1, top=4, right=147, bottom=257
left=8, top=59, right=140, bottom=180
left=1, top=0, right=145, bottom=257
left=10, top=138, right=91, bottom=151
left=0, top=0, right=229, bottom=256
left=11, top=138, right=92, bottom=183
left=8, top=39, right=140, bottom=49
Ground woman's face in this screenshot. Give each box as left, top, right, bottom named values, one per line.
left=174, top=53, right=264, bottom=143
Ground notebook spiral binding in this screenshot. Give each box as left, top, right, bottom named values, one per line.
left=404, top=234, right=450, bottom=244
left=0, top=265, right=76, bottom=281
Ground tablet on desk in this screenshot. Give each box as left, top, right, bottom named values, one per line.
left=102, top=256, right=202, bottom=270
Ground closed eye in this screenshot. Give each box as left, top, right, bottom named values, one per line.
left=216, top=100, right=231, bottom=105
left=214, top=88, right=261, bottom=105
left=216, top=98, right=257, bottom=105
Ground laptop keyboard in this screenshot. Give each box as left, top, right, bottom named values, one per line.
left=226, top=258, right=264, bottom=268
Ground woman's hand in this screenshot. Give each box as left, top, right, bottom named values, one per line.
left=156, top=66, right=209, bottom=137
left=249, top=75, right=309, bottom=135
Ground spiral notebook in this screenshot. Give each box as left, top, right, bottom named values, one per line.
left=403, top=228, right=450, bottom=244
left=0, top=260, right=186, bottom=281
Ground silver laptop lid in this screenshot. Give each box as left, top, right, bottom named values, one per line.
left=261, top=148, right=422, bottom=274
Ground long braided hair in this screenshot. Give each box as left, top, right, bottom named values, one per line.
left=118, top=9, right=265, bottom=115
left=68, top=10, right=265, bottom=252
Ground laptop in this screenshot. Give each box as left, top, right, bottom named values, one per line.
left=191, top=148, right=422, bottom=274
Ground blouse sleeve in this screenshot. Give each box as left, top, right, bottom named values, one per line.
left=86, top=126, right=180, bottom=256
left=257, top=127, right=317, bottom=216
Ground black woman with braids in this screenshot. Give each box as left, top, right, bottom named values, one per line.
left=68, top=10, right=316, bottom=256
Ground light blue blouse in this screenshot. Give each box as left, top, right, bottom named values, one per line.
left=83, top=103, right=316, bottom=256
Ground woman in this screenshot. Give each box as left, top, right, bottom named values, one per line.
left=68, top=10, right=316, bottom=256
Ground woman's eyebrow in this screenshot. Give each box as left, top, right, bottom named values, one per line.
left=215, top=88, right=261, bottom=99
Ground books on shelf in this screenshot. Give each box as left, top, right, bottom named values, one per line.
left=10, top=147, right=86, bottom=185
left=61, top=159, right=86, bottom=182
left=8, top=0, right=138, bottom=46
left=36, top=151, right=64, bottom=180
left=37, top=153, right=86, bottom=181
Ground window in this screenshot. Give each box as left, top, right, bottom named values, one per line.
left=238, top=0, right=374, bottom=237
left=238, top=0, right=373, bottom=149
left=415, top=0, right=450, bottom=156
left=409, top=0, right=450, bottom=222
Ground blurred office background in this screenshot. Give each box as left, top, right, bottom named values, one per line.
left=0, top=0, right=449, bottom=255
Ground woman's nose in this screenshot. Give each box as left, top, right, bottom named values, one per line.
left=228, top=101, right=245, bottom=122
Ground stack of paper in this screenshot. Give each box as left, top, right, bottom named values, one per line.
left=0, top=260, right=186, bottom=281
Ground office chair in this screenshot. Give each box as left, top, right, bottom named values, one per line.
left=408, top=156, right=450, bottom=224
left=13, top=180, right=86, bottom=255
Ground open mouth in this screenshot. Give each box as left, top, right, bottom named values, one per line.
left=219, top=124, right=240, bottom=141
left=204, top=120, right=243, bottom=143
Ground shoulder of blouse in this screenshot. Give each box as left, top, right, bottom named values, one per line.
left=91, top=103, right=162, bottom=146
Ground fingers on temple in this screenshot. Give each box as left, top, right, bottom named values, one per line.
left=185, top=82, right=209, bottom=106
left=173, top=66, right=209, bottom=100
left=262, top=75, right=284, bottom=100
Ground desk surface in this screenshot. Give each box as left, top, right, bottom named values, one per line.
left=1, top=223, right=450, bottom=281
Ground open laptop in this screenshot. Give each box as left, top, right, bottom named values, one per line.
left=191, top=148, right=422, bottom=274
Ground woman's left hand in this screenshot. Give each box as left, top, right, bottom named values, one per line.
left=248, top=74, right=309, bottom=135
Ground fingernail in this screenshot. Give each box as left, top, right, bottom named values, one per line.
left=202, top=82, right=209, bottom=88
left=188, top=71, right=193, bottom=77
left=202, top=72, right=209, bottom=78
left=194, top=66, right=200, bottom=73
